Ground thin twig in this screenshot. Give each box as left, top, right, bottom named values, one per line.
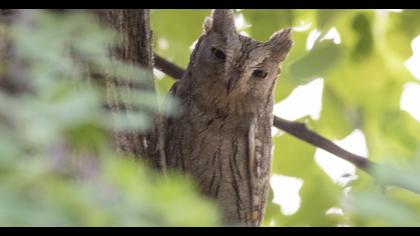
left=273, top=116, right=374, bottom=170
left=154, top=54, right=185, bottom=80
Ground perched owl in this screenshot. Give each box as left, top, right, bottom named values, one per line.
left=163, top=9, right=293, bottom=226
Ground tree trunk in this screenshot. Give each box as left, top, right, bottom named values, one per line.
left=1, top=9, right=161, bottom=168
left=94, top=9, right=162, bottom=168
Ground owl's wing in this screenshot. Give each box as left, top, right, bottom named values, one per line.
left=249, top=103, right=274, bottom=226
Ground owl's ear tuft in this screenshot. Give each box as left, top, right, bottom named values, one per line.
left=203, top=9, right=236, bottom=36
left=265, top=28, right=294, bottom=63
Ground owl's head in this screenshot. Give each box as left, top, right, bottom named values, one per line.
left=188, top=9, right=293, bottom=115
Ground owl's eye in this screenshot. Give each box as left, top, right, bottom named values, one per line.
left=211, top=47, right=226, bottom=61
left=252, top=69, right=267, bottom=79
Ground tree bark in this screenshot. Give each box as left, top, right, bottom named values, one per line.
left=1, top=9, right=160, bottom=166
left=94, top=9, right=162, bottom=168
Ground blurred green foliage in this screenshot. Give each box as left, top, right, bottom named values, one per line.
left=0, top=10, right=220, bottom=226
left=151, top=9, right=420, bottom=226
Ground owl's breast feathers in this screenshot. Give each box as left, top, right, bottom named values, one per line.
left=164, top=77, right=273, bottom=226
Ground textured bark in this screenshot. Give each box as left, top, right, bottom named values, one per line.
left=94, top=9, right=161, bottom=168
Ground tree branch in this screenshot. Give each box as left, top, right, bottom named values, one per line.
left=273, top=116, right=374, bottom=170
left=153, top=53, right=376, bottom=171
left=154, top=54, right=185, bottom=80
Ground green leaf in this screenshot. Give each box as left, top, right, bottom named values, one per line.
left=288, top=40, right=343, bottom=82
left=317, top=10, right=342, bottom=33
left=345, top=191, right=420, bottom=226
left=241, top=10, right=294, bottom=42
left=351, top=13, right=374, bottom=61
left=312, top=85, right=354, bottom=139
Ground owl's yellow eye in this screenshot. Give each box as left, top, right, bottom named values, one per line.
left=252, top=69, right=267, bottom=79
left=211, top=47, right=226, bottom=61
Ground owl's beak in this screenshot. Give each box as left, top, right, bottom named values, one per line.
left=227, top=72, right=240, bottom=96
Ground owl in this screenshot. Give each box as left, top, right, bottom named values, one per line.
left=163, top=9, right=293, bottom=226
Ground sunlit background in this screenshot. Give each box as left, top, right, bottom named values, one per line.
left=271, top=10, right=420, bottom=221
left=152, top=9, right=420, bottom=226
